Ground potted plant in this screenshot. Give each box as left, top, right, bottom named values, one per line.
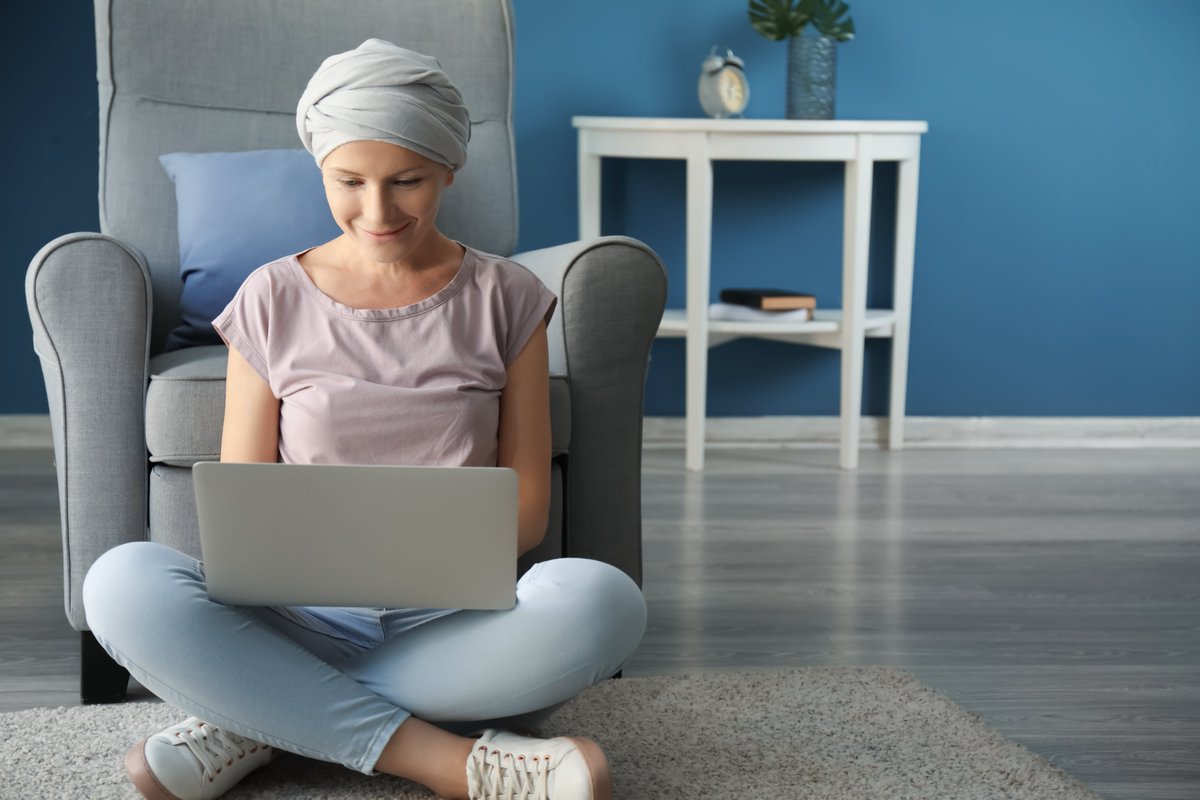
left=749, top=0, right=855, bottom=119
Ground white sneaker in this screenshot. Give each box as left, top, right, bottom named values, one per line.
left=466, top=728, right=613, bottom=800
left=124, top=717, right=276, bottom=800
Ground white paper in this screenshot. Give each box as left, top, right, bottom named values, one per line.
left=708, top=302, right=813, bottom=322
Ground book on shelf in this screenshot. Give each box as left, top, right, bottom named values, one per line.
left=708, top=302, right=812, bottom=323
left=719, top=288, right=817, bottom=311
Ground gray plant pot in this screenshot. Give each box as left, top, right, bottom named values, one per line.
left=787, top=33, right=837, bottom=119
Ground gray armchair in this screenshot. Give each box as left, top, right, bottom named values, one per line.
left=25, top=0, right=666, bottom=704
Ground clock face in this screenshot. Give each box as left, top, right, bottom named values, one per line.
left=698, top=56, right=750, bottom=118
left=718, top=69, right=748, bottom=112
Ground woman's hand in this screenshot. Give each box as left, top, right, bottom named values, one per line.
left=219, top=344, right=281, bottom=463
left=497, top=321, right=552, bottom=558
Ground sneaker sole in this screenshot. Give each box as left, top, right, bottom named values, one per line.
left=125, top=739, right=184, bottom=800
left=563, top=736, right=614, bottom=800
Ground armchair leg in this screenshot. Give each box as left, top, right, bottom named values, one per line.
left=81, top=630, right=129, bottom=704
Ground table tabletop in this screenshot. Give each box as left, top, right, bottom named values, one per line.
left=572, top=116, right=928, bottom=135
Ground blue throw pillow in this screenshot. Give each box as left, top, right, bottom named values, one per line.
left=159, top=149, right=342, bottom=351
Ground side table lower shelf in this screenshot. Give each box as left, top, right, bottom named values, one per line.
left=656, top=308, right=897, bottom=348
left=654, top=307, right=905, bottom=470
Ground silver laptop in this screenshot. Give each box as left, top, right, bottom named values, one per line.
left=192, top=461, right=518, bottom=609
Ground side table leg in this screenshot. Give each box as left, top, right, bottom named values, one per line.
left=578, top=132, right=602, bottom=241
left=685, top=137, right=713, bottom=472
left=840, top=153, right=874, bottom=470
left=889, top=151, right=921, bottom=450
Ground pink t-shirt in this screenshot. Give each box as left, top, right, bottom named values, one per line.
left=211, top=243, right=557, bottom=467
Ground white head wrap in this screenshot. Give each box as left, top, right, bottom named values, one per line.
left=296, top=39, right=471, bottom=171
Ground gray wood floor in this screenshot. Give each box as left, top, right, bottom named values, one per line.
left=2, top=445, right=1198, bottom=799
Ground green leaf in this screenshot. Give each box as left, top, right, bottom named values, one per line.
left=807, top=0, right=855, bottom=42
left=749, top=0, right=810, bottom=41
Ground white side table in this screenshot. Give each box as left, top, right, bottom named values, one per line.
left=573, top=117, right=928, bottom=471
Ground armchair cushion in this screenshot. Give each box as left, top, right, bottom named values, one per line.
left=158, top=149, right=341, bottom=352
left=145, top=347, right=572, bottom=467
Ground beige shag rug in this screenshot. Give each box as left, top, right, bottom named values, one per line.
left=0, top=667, right=1101, bottom=799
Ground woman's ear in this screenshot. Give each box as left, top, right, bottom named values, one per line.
left=444, top=169, right=456, bottom=187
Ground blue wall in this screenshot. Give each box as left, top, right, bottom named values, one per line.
left=5, top=1, right=1199, bottom=416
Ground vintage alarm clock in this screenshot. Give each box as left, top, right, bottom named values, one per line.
left=698, top=47, right=750, bottom=118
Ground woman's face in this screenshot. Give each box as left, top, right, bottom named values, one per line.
left=320, top=140, right=455, bottom=265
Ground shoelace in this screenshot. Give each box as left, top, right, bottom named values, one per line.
left=171, top=722, right=259, bottom=783
left=467, top=744, right=551, bottom=800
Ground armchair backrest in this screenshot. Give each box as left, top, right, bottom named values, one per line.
left=96, top=0, right=519, bottom=354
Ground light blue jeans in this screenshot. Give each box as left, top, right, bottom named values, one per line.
left=82, top=541, right=647, bottom=775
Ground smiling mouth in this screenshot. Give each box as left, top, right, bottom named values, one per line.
left=362, top=222, right=411, bottom=238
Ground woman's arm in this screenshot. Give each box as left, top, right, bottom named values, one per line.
left=497, top=320, right=552, bottom=559
left=219, top=344, right=281, bottom=463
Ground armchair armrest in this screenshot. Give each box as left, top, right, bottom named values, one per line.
left=511, top=236, right=667, bottom=588
left=25, top=233, right=153, bottom=630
